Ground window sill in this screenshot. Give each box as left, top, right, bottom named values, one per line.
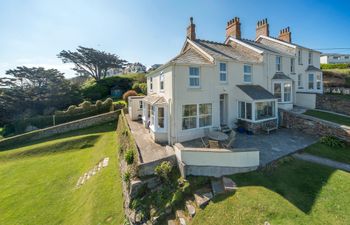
left=188, top=86, right=201, bottom=89
left=219, top=81, right=228, bottom=84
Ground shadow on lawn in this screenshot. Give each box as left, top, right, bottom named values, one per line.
left=215, top=158, right=336, bottom=214
left=0, top=135, right=101, bottom=161
left=0, top=121, right=116, bottom=152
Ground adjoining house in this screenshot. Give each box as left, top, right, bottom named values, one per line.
left=127, top=16, right=322, bottom=177
left=320, top=53, right=350, bottom=64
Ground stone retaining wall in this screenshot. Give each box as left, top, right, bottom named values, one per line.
left=280, top=110, right=350, bottom=141
left=316, top=94, right=350, bottom=116
left=0, top=111, right=119, bottom=149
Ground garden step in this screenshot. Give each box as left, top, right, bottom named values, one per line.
left=194, top=188, right=213, bottom=208
left=211, top=178, right=225, bottom=196
left=185, top=201, right=196, bottom=217
left=222, top=177, right=238, bottom=192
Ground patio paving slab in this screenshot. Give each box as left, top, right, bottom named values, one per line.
left=234, top=128, right=318, bottom=166
left=126, top=115, right=174, bottom=164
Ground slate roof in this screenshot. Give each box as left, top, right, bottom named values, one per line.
left=305, top=65, right=322, bottom=72
left=194, top=39, right=261, bottom=63
left=237, top=85, right=276, bottom=100
left=272, top=72, right=292, bottom=80
left=240, top=39, right=293, bottom=56
left=171, top=48, right=212, bottom=65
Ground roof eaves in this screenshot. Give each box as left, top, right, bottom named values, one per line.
left=186, top=39, right=215, bottom=63
left=146, top=62, right=173, bottom=77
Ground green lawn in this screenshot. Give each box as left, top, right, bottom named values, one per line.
left=304, top=110, right=350, bottom=126
left=0, top=122, right=124, bottom=225
left=191, top=159, right=350, bottom=225
left=303, top=142, right=350, bottom=164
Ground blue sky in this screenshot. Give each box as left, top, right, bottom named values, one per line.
left=1, top=0, right=350, bottom=78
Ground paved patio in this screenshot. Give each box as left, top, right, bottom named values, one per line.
left=234, top=128, right=318, bottom=165
left=126, top=115, right=174, bottom=164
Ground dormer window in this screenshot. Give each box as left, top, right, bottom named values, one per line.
left=276, top=56, right=282, bottom=72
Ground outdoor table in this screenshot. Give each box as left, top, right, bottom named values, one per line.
left=207, top=131, right=228, bottom=141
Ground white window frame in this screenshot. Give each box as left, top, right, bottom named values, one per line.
left=308, top=52, right=313, bottom=65
left=298, top=74, right=303, bottom=89
left=238, top=101, right=252, bottom=121
left=316, top=74, right=322, bottom=90
left=308, top=74, right=315, bottom=90
left=273, top=81, right=293, bottom=103
left=238, top=100, right=277, bottom=122
left=149, top=77, right=153, bottom=91
left=157, top=107, right=165, bottom=129
left=159, top=72, right=164, bottom=91
left=189, top=67, right=200, bottom=88
left=276, top=56, right=282, bottom=72
left=298, top=49, right=302, bottom=65
left=243, top=64, right=252, bottom=83
left=291, top=58, right=295, bottom=73
left=182, top=103, right=212, bottom=130
left=219, top=62, right=227, bottom=83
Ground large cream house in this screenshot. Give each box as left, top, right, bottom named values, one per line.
left=134, top=17, right=323, bottom=144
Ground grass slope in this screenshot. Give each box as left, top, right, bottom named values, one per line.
left=0, top=122, right=124, bottom=225
left=191, top=159, right=350, bottom=225
left=303, top=142, right=350, bottom=164
left=304, top=110, right=350, bottom=126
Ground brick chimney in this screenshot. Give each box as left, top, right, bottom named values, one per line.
left=278, top=27, right=292, bottom=43
left=226, top=17, right=241, bottom=39
left=256, top=18, right=269, bottom=39
left=186, top=17, right=196, bottom=40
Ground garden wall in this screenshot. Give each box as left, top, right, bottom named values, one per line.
left=0, top=111, right=119, bottom=149
left=280, top=110, right=350, bottom=141
left=316, top=94, right=350, bottom=116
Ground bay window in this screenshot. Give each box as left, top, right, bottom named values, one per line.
left=189, top=67, right=200, bottom=87
left=219, top=63, right=227, bottom=82
left=158, top=107, right=164, bottom=128
left=274, top=83, right=282, bottom=102
left=316, top=74, right=322, bottom=90
left=238, top=101, right=252, bottom=120
left=273, top=81, right=292, bottom=102
left=308, top=74, right=314, bottom=90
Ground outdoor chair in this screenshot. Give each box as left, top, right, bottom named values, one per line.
left=222, top=131, right=236, bottom=149
left=262, top=120, right=277, bottom=134
left=201, top=137, right=209, bottom=148
left=208, top=140, right=220, bottom=149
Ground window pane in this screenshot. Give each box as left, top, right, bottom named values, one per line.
left=308, top=74, right=314, bottom=89
left=158, top=107, right=164, bottom=128
left=189, top=77, right=199, bottom=86
left=284, top=83, right=291, bottom=102
left=220, top=72, right=226, bottom=81
left=255, top=101, right=275, bottom=120
left=189, top=67, right=199, bottom=76
left=220, top=63, right=226, bottom=71
left=244, top=65, right=251, bottom=73
left=246, top=103, right=252, bottom=120
left=274, top=83, right=282, bottom=102
left=199, top=115, right=212, bottom=127
left=244, top=74, right=251, bottom=83
left=183, top=105, right=197, bottom=116
left=182, top=117, right=197, bottom=130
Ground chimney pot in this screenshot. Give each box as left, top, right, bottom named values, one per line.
left=278, top=26, right=292, bottom=43
left=226, top=17, right=241, bottom=39
left=186, top=17, right=196, bottom=40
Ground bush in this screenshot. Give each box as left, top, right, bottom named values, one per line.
left=95, top=100, right=103, bottom=109
left=114, top=100, right=127, bottom=110
left=321, top=63, right=350, bottom=70
left=320, top=135, right=345, bottom=148
left=123, top=90, right=138, bottom=102
left=124, top=149, right=134, bottom=165
left=132, top=82, right=147, bottom=95
left=155, top=161, right=173, bottom=182
left=123, top=170, right=131, bottom=183
left=171, top=189, right=184, bottom=207
left=79, top=101, right=92, bottom=110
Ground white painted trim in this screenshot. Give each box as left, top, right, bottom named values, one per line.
left=256, top=35, right=296, bottom=49
left=186, top=39, right=215, bottom=62
left=226, top=37, right=264, bottom=54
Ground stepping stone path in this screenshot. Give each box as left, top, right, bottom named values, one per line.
left=185, top=201, right=196, bottom=217
left=176, top=210, right=187, bottom=225
left=76, top=157, right=109, bottom=188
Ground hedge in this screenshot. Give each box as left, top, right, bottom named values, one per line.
left=321, top=63, right=350, bottom=70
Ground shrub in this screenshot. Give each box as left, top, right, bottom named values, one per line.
left=132, top=82, right=147, bottom=95
left=95, top=100, right=103, bottom=109
left=123, top=170, right=131, bottom=183
left=321, top=63, right=350, bottom=70
left=320, top=135, right=345, bottom=148
left=79, top=101, right=92, bottom=110
left=155, top=161, right=173, bottom=182
left=114, top=100, right=127, bottom=110
left=171, top=189, right=184, bottom=207
left=123, top=90, right=138, bottom=102
left=124, top=149, right=134, bottom=165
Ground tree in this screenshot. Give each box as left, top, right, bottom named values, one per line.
left=58, top=46, right=127, bottom=81
left=0, top=66, right=81, bottom=123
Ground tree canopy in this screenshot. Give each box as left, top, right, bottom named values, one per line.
left=0, top=66, right=81, bottom=124
left=58, top=46, right=127, bottom=80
